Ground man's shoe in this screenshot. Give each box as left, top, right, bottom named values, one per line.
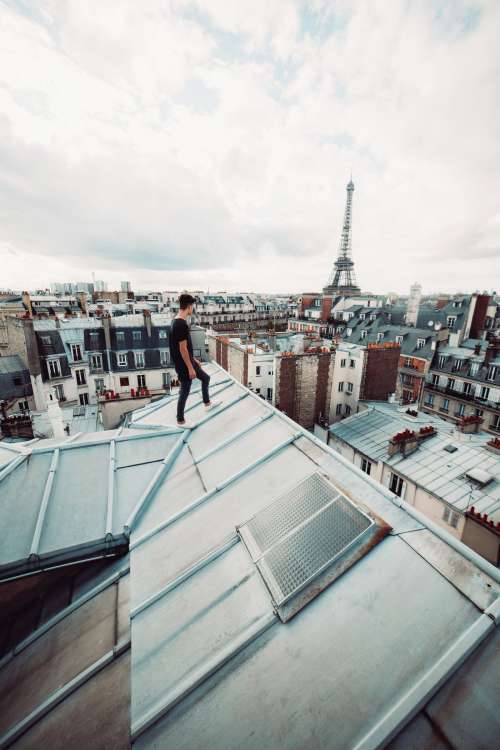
left=176, top=420, right=195, bottom=429
left=203, top=400, right=222, bottom=411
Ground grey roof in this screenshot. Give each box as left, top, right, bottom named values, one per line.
left=0, top=356, right=28, bottom=375
left=1, top=363, right=499, bottom=748
left=343, top=321, right=436, bottom=360
left=330, top=403, right=500, bottom=520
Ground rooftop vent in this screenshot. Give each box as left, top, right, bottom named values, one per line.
left=465, top=468, right=494, bottom=487
left=237, top=473, right=391, bottom=622
left=443, top=444, right=458, bottom=453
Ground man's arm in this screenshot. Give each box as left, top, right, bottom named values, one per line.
left=179, top=340, right=196, bottom=379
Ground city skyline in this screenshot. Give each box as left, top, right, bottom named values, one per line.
left=1, top=1, right=499, bottom=294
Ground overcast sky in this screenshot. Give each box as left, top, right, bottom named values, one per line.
left=1, top=0, right=499, bottom=295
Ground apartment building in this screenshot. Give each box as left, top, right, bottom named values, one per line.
left=0, top=313, right=207, bottom=410
left=329, top=341, right=401, bottom=423
left=207, top=331, right=334, bottom=427
left=329, top=402, right=500, bottom=566
left=422, top=339, right=500, bottom=436
left=168, top=293, right=288, bottom=332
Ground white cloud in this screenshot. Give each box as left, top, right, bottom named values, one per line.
left=0, top=0, right=499, bottom=294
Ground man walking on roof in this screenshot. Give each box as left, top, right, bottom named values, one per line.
left=169, top=293, right=219, bottom=427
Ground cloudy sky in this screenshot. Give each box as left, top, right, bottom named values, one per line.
left=1, top=0, right=499, bottom=295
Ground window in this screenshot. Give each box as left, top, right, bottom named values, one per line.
left=41, top=335, right=51, bottom=345
left=389, top=473, right=405, bottom=497
left=79, top=392, right=89, bottom=405
left=441, top=398, right=450, bottom=412
left=457, top=403, right=465, bottom=417
left=431, top=374, right=439, bottom=385
left=256, top=366, right=261, bottom=376
left=336, top=403, right=342, bottom=415
left=437, top=355, right=447, bottom=368
left=425, top=393, right=434, bottom=406
left=18, top=400, right=29, bottom=412
left=71, top=344, right=83, bottom=361
left=443, top=506, right=460, bottom=528
left=135, top=351, right=145, bottom=368
left=396, top=336, right=403, bottom=345
left=469, top=362, right=479, bottom=376
left=345, top=405, right=351, bottom=416
left=447, top=378, right=455, bottom=390
left=360, top=330, right=367, bottom=340
left=54, top=384, right=65, bottom=400
left=133, top=330, right=142, bottom=341
left=346, top=328, right=352, bottom=336
left=162, top=372, right=170, bottom=388
left=90, top=331, right=99, bottom=341
left=347, top=382, right=354, bottom=394
left=75, top=368, right=86, bottom=386
left=446, top=316, right=457, bottom=329
left=338, top=381, right=344, bottom=392
left=90, top=353, right=102, bottom=370
left=118, top=353, right=127, bottom=367
left=361, top=458, right=372, bottom=475
left=349, top=360, right=355, bottom=368
left=340, top=359, right=346, bottom=368
left=487, top=365, right=497, bottom=381
left=452, top=358, right=463, bottom=372
left=416, top=338, right=425, bottom=349
left=267, top=387, right=273, bottom=400
left=479, top=386, right=490, bottom=401
left=95, top=378, right=105, bottom=393
left=137, top=374, right=146, bottom=389
left=159, top=329, right=168, bottom=339
left=463, top=382, right=473, bottom=396
left=48, top=359, right=61, bottom=378
left=119, top=376, right=129, bottom=387
left=475, top=408, right=483, bottom=417
left=377, top=332, right=384, bottom=342
left=160, top=350, right=169, bottom=366
left=116, top=331, right=125, bottom=345
left=491, top=415, right=500, bottom=432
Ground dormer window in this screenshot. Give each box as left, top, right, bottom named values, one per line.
left=377, top=332, right=384, bottom=342
left=416, top=338, right=425, bottom=349
left=395, top=336, right=403, bottom=345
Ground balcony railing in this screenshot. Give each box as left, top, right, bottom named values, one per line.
left=424, top=383, right=500, bottom=411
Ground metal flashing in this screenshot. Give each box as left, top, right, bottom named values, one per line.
left=3, top=566, right=130, bottom=663
left=194, top=412, right=274, bottom=464
left=29, top=448, right=59, bottom=559
left=130, top=534, right=239, bottom=619
left=130, top=613, right=276, bottom=744
left=352, top=612, right=497, bottom=750
left=0, top=638, right=130, bottom=750
left=130, top=433, right=299, bottom=551
left=124, top=430, right=188, bottom=534
left=106, top=440, right=116, bottom=537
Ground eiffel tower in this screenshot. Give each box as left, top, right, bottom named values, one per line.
left=323, top=179, right=361, bottom=296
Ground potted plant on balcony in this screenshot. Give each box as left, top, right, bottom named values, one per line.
left=486, top=437, right=500, bottom=455
left=458, top=414, right=483, bottom=434
left=418, top=425, right=436, bottom=440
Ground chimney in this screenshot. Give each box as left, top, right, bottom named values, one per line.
left=47, top=388, right=66, bottom=438
left=143, top=309, right=152, bottom=338
left=474, top=343, right=481, bottom=356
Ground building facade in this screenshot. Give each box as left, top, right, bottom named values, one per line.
left=422, top=339, right=500, bottom=436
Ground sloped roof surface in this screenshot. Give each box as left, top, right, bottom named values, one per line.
left=1, top=363, right=499, bottom=749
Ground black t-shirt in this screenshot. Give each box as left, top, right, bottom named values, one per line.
left=169, top=317, right=193, bottom=375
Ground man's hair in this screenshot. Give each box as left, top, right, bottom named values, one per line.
left=178, top=293, right=196, bottom=310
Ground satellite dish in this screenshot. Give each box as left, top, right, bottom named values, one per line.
left=428, top=320, right=434, bottom=327
left=435, top=323, right=442, bottom=330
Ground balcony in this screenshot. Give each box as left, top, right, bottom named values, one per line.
left=424, top=383, right=500, bottom=412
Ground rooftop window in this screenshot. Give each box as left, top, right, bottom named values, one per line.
left=237, top=473, right=389, bottom=622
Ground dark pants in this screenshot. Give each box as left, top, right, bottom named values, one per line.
left=176, top=361, right=211, bottom=422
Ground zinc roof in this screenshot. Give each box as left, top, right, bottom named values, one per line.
left=1, top=363, right=499, bottom=748
left=330, top=403, right=500, bottom=520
